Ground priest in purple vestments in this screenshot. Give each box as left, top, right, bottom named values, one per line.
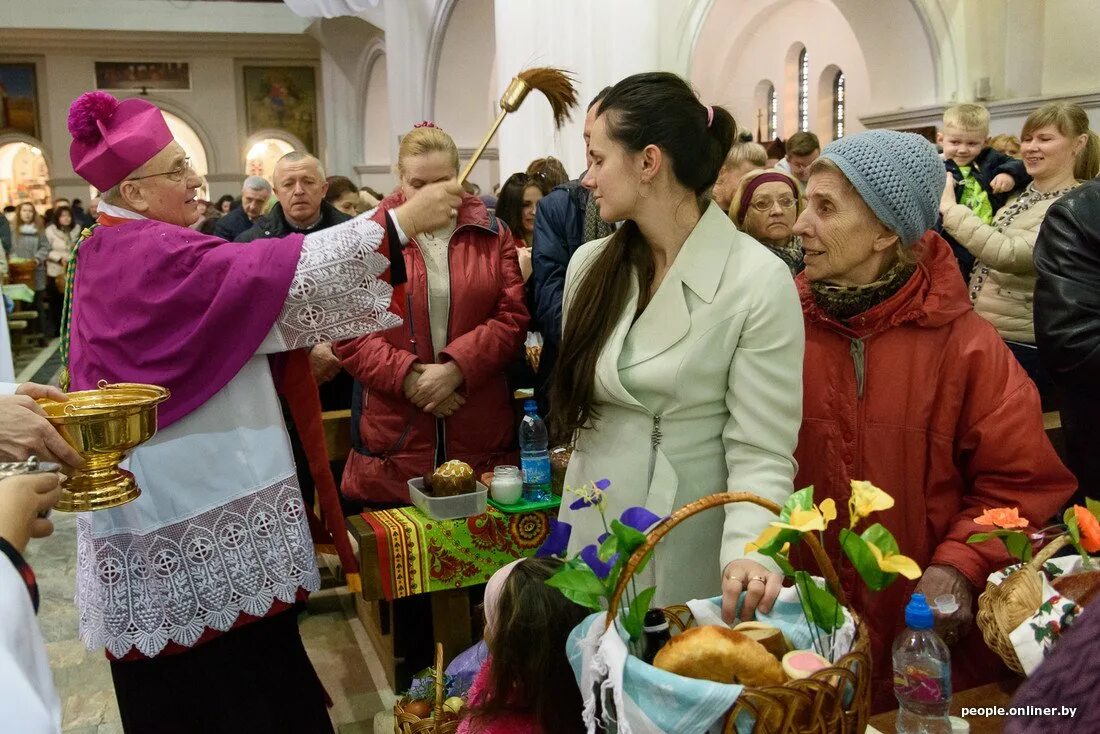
left=64, top=91, right=462, bottom=733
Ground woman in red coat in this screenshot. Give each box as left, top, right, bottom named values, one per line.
left=335, top=124, right=529, bottom=506
left=791, top=130, right=1076, bottom=711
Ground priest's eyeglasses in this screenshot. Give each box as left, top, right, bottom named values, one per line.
left=749, top=196, right=797, bottom=211
left=126, top=157, right=194, bottom=183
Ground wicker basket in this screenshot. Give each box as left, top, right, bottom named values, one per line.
left=976, top=534, right=1070, bottom=674
left=606, top=492, right=873, bottom=734
left=394, top=643, right=460, bottom=734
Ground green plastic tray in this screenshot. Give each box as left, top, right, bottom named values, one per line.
left=487, top=494, right=562, bottom=514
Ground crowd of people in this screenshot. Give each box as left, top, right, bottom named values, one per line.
left=1, top=69, right=1098, bottom=734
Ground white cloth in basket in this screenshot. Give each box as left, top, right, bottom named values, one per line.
left=988, top=556, right=1088, bottom=675
left=567, top=583, right=856, bottom=734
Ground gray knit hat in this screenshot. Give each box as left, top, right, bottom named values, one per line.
left=819, top=130, right=946, bottom=246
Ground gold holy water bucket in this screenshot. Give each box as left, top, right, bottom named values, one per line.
left=38, top=381, right=170, bottom=512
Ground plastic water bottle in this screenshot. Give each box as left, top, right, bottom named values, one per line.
left=518, top=400, right=552, bottom=502
left=893, top=593, right=952, bottom=734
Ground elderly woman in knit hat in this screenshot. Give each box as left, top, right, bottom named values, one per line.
left=729, top=168, right=804, bottom=275
left=791, top=130, right=1077, bottom=710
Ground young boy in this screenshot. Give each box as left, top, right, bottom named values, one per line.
left=938, top=103, right=1030, bottom=278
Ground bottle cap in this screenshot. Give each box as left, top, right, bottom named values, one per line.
left=904, top=593, right=935, bottom=630
left=523, top=399, right=538, bottom=413
left=643, top=609, right=668, bottom=631
left=934, top=594, right=959, bottom=614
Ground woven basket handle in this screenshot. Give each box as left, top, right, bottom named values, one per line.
left=1024, top=534, right=1071, bottom=572
left=432, top=642, right=444, bottom=734
left=605, top=492, right=848, bottom=630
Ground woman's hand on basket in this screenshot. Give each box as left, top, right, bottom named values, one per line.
left=721, top=559, right=784, bottom=624
left=915, top=564, right=974, bottom=646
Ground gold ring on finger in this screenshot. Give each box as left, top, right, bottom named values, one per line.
left=748, top=575, right=768, bottom=585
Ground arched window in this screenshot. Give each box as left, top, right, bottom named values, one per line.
left=798, top=48, right=810, bottom=132
left=768, top=85, right=778, bottom=140
left=0, top=141, right=49, bottom=210
left=832, top=70, right=846, bottom=139
left=246, top=137, right=296, bottom=182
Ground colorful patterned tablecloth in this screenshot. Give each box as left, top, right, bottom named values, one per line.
left=361, top=505, right=553, bottom=600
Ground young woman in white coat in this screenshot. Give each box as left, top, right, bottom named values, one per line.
left=551, top=73, right=804, bottom=623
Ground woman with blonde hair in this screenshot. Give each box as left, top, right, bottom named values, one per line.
left=334, top=122, right=529, bottom=507
left=988, top=133, right=1021, bottom=158
left=729, top=168, right=804, bottom=275
left=941, top=101, right=1100, bottom=396
left=712, top=141, right=768, bottom=212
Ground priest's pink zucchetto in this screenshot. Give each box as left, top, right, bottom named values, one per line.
left=68, top=91, right=174, bottom=191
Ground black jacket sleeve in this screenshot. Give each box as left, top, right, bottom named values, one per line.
left=1034, top=183, right=1100, bottom=398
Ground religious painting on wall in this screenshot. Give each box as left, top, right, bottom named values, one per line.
left=95, top=62, right=191, bottom=91
left=0, top=63, right=40, bottom=138
left=243, top=65, right=317, bottom=153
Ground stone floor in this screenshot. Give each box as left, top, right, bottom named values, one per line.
left=24, top=499, right=395, bottom=733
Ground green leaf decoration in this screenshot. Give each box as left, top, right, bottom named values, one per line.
left=1086, top=498, right=1100, bottom=521
left=967, top=532, right=999, bottom=545
left=794, top=570, right=843, bottom=633
left=1065, top=507, right=1081, bottom=543
left=772, top=552, right=796, bottom=577
left=1002, top=531, right=1033, bottom=563
left=622, top=586, right=658, bottom=642
left=610, top=519, right=647, bottom=554
left=861, top=523, right=901, bottom=555
left=598, top=533, right=619, bottom=563
left=840, top=527, right=893, bottom=591
left=781, top=486, right=815, bottom=522
left=546, top=567, right=609, bottom=612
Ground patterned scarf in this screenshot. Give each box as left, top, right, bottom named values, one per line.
left=810, top=258, right=918, bottom=322
left=968, top=182, right=1078, bottom=302
left=764, top=236, right=805, bottom=276
left=583, top=192, right=614, bottom=242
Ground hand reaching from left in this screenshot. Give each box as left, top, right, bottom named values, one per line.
left=309, top=342, right=342, bottom=385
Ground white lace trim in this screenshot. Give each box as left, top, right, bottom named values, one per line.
left=76, top=478, right=320, bottom=658
left=277, top=209, right=403, bottom=349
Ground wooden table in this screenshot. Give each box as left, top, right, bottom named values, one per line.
left=346, top=514, right=475, bottom=689
left=868, top=678, right=1021, bottom=733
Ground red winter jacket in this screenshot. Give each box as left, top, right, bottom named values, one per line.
left=334, top=192, right=529, bottom=503
left=794, top=232, right=1076, bottom=709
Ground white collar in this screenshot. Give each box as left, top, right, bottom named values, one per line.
left=96, top=201, right=146, bottom=220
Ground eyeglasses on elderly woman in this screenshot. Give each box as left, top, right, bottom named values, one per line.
left=749, top=195, right=797, bottom=211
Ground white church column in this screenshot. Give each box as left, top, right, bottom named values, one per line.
left=381, top=0, right=437, bottom=163
left=492, top=0, right=663, bottom=179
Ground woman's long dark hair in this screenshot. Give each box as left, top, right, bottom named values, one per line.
left=495, top=172, right=537, bottom=241
left=466, top=557, right=588, bottom=733
left=548, top=72, right=735, bottom=443
left=53, top=205, right=76, bottom=233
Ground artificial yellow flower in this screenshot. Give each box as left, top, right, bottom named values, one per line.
left=745, top=525, right=782, bottom=554
left=866, top=542, right=922, bottom=579
left=771, top=498, right=837, bottom=533
left=848, top=480, right=895, bottom=528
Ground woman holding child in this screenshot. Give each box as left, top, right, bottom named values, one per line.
left=940, top=102, right=1100, bottom=395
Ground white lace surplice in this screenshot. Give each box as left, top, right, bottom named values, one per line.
left=76, top=211, right=400, bottom=658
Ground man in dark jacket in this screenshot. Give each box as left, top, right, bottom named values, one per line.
left=1035, top=178, right=1100, bottom=505
left=215, top=176, right=272, bottom=241
left=530, top=88, right=613, bottom=413
left=237, top=151, right=353, bottom=505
